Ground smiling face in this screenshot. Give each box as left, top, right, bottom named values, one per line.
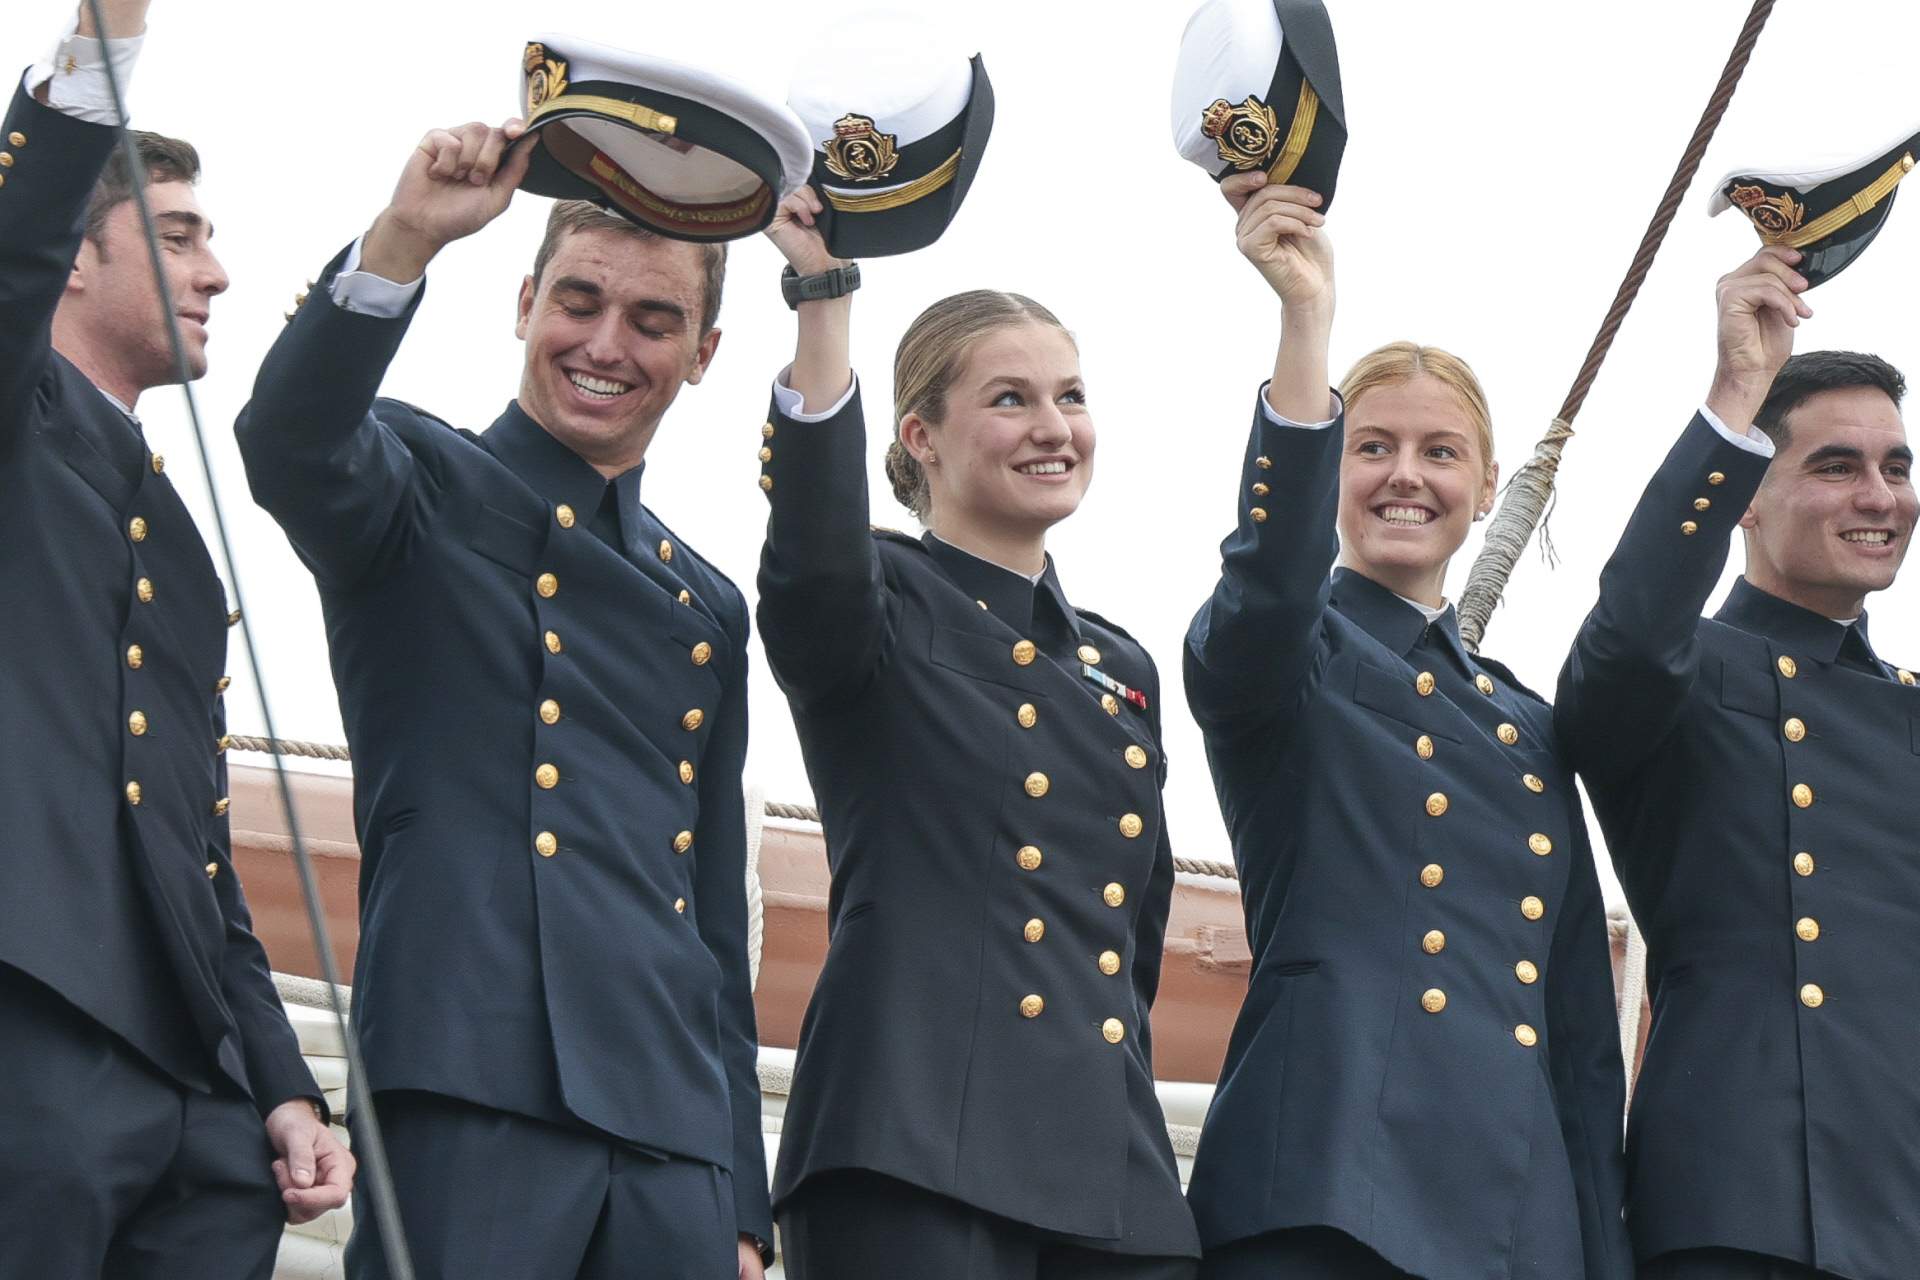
left=903, top=321, right=1094, bottom=541
left=515, top=227, right=720, bottom=475
left=1742, top=384, right=1915, bottom=617
left=1336, top=373, right=1497, bottom=604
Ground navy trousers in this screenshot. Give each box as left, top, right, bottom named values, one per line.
left=345, top=1089, right=738, bottom=1280
left=0, top=964, right=284, bottom=1280
left=779, top=1169, right=1198, bottom=1280
left=1200, top=1227, right=1412, bottom=1279
left=1641, top=1249, right=1847, bottom=1279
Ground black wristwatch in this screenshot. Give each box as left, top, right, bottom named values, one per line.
left=781, top=263, right=861, bottom=309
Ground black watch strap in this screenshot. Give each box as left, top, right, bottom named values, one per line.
left=781, top=263, right=861, bottom=309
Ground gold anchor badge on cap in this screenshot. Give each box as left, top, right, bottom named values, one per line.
left=1201, top=95, right=1280, bottom=171
left=524, top=43, right=569, bottom=114
left=824, top=113, right=900, bottom=183
left=1728, top=184, right=1806, bottom=239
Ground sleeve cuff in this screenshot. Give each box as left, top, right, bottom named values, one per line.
left=1699, top=402, right=1776, bottom=458
left=772, top=365, right=859, bottom=422
left=27, top=24, right=143, bottom=124
left=329, top=235, right=425, bottom=317
left=1259, top=383, right=1342, bottom=429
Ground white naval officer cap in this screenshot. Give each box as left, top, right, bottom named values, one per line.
left=1170, top=0, right=1347, bottom=207
left=787, top=12, right=995, bottom=258
left=518, top=33, right=814, bottom=242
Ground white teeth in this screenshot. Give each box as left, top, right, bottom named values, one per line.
left=568, top=371, right=632, bottom=398
left=1378, top=505, right=1432, bottom=526
left=1843, top=530, right=1891, bottom=545
left=1018, top=461, right=1068, bottom=476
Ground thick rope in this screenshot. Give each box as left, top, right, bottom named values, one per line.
left=1457, top=0, right=1778, bottom=651
left=1619, top=914, right=1651, bottom=1109
left=744, top=782, right=767, bottom=991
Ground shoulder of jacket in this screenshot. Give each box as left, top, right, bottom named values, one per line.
left=871, top=525, right=925, bottom=551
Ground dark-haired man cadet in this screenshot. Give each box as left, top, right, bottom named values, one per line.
left=1559, top=243, right=1918, bottom=1280
left=235, top=115, right=770, bottom=1278
left=0, top=2, right=350, bottom=1276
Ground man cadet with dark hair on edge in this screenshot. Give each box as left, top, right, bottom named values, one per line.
left=0, top=2, right=352, bottom=1276
left=1560, top=238, right=1920, bottom=1280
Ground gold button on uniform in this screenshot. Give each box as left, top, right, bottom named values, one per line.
left=759, top=448, right=773, bottom=464
left=128, top=710, right=147, bottom=736
left=691, top=642, right=712, bottom=666
left=1012, top=640, right=1037, bottom=666
left=1415, top=671, right=1436, bottom=697
left=1103, top=882, right=1126, bottom=908
left=536, top=573, right=558, bottom=598
left=762, top=422, right=775, bottom=439
left=674, top=897, right=687, bottom=914
left=136, top=577, right=154, bottom=603
left=1020, top=994, right=1045, bottom=1019
left=1783, top=717, right=1806, bottom=742
left=1101, top=694, right=1120, bottom=716
left=1901, top=669, right=1917, bottom=686
left=1475, top=674, right=1495, bottom=695
left=215, top=676, right=231, bottom=693
left=1255, top=455, right=1272, bottom=469
left=1250, top=507, right=1269, bottom=523
left=1523, top=774, right=1544, bottom=793
left=227, top=609, right=242, bottom=627
left=1681, top=521, right=1699, bottom=536
left=1529, top=833, right=1553, bottom=857
left=678, top=761, right=695, bottom=785
left=1098, top=950, right=1122, bottom=975
left=674, top=830, right=693, bottom=854
left=535, top=831, right=558, bottom=857
left=1794, top=852, right=1815, bottom=877
left=1017, top=703, right=1038, bottom=729
left=556, top=503, right=576, bottom=528
left=126, top=644, right=143, bottom=669
left=7, top=132, right=23, bottom=148
left=1778, top=655, right=1798, bottom=679
left=1800, top=983, right=1825, bottom=1009
left=1515, top=960, right=1539, bottom=984
left=1796, top=917, right=1820, bottom=942
left=1025, top=772, right=1050, bottom=798
left=1125, top=745, right=1148, bottom=769
left=151, top=454, right=165, bottom=474
left=1077, top=645, right=1101, bottom=665
left=125, top=780, right=142, bottom=806
left=1102, top=1018, right=1126, bottom=1044
left=1024, top=919, right=1045, bottom=943
left=1421, top=989, right=1448, bottom=1013
left=1497, top=723, right=1519, bottom=745
left=1118, top=813, right=1144, bottom=838
left=545, top=630, right=563, bottom=654
left=211, top=797, right=230, bottom=817
left=1425, top=792, right=1449, bottom=817
left=1017, top=846, right=1043, bottom=871
left=206, top=862, right=219, bottom=879
left=1415, top=735, right=1434, bottom=760
left=1422, top=930, right=1446, bottom=955
left=1694, top=497, right=1712, bottom=511
left=1420, top=863, right=1445, bottom=888
left=128, top=516, right=148, bottom=542
left=1792, top=783, right=1814, bottom=809
left=1708, top=471, right=1726, bottom=486
left=1252, top=482, right=1270, bottom=496
left=1521, top=895, right=1545, bottom=921
left=535, top=763, right=559, bottom=789
left=658, top=540, right=673, bottom=564
left=540, top=699, right=561, bottom=724
left=682, top=709, right=705, bottom=731
left=1514, top=1024, right=1539, bottom=1047
left=678, top=590, right=692, bottom=606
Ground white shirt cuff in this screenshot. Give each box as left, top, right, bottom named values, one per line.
left=26, top=21, right=143, bottom=124
left=328, top=236, right=424, bottom=317
left=1259, top=383, right=1342, bottom=429
left=1699, top=402, right=1775, bottom=458
left=771, top=365, right=858, bottom=422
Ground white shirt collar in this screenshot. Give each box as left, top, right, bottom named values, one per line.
left=1394, top=591, right=1450, bottom=625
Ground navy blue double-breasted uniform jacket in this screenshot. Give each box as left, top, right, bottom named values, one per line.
left=756, top=383, right=1199, bottom=1257
left=234, top=249, right=769, bottom=1243
left=1183, top=391, right=1630, bottom=1279
left=0, top=84, right=315, bottom=1116
left=1558, top=413, right=1920, bottom=1279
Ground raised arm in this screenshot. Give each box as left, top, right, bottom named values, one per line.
left=1184, top=175, right=1343, bottom=736
left=1555, top=247, right=1807, bottom=781
left=754, top=189, right=895, bottom=711
left=235, top=119, right=530, bottom=590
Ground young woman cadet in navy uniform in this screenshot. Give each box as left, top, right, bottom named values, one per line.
left=752, top=187, right=1200, bottom=1279
left=1181, top=172, right=1631, bottom=1280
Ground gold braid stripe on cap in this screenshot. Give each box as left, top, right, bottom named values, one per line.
left=1775, top=153, right=1915, bottom=249
left=530, top=92, right=678, bottom=136
left=1266, top=80, right=1319, bottom=184
left=823, top=147, right=961, bottom=213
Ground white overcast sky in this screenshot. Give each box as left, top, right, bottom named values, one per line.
left=24, top=0, right=1920, bottom=907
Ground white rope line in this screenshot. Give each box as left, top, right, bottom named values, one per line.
left=745, top=781, right=767, bottom=992
left=1458, top=418, right=1577, bottom=652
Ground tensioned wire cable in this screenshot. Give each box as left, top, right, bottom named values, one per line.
left=81, top=2, right=414, bottom=1273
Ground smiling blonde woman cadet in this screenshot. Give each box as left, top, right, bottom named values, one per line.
left=1181, top=172, right=1632, bottom=1280
left=751, top=183, right=1201, bottom=1279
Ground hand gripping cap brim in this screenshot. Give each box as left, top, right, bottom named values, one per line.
left=518, top=34, right=814, bottom=243
left=1170, top=0, right=1347, bottom=208
left=1708, top=127, right=1920, bottom=288
left=795, top=55, right=995, bottom=258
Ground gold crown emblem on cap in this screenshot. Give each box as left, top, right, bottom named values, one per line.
left=524, top=43, right=569, bottom=114
left=824, top=113, right=900, bottom=183
left=1202, top=95, right=1280, bottom=171
left=1729, top=183, right=1806, bottom=239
